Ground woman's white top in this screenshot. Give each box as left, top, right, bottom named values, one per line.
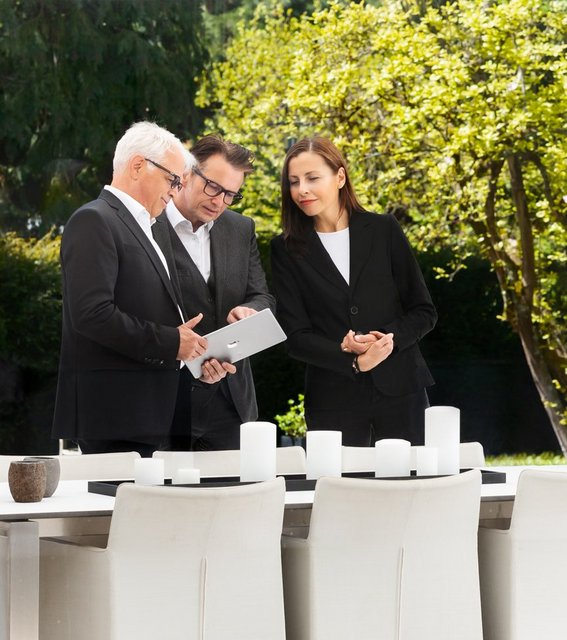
left=316, top=227, right=350, bottom=284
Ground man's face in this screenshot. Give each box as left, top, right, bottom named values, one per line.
left=139, top=149, right=185, bottom=218
left=174, top=153, right=245, bottom=230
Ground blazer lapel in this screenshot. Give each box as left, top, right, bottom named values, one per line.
left=99, top=190, right=182, bottom=315
left=303, top=228, right=349, bottom=294
left=152, top=213, right=187, bottom=319
left=210, top=215, right=229, bottom=316
left=348, top=211, right=373, bottom=291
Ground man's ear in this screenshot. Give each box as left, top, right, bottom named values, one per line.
left=130, top=155, right=145, bottom=180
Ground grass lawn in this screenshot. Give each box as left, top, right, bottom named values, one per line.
left=486, top=452, right=566, bottom=466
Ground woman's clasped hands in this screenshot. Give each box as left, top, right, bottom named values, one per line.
left=341, top=329, right=394, bottom=372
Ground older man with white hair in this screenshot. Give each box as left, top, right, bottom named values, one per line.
left=52, top=121, right=206, bottom=456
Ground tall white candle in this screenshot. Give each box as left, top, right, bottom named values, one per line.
left=425, top=406, right=460, bottom=475
left=172, top=468, right=200, bottom=485
left=240, top=422, right=276, bottom=482
left=306, top=431, right=342, bottom=479
left=415, top=446, right=439, bottom=476
left=375, top=439, right=411, bottom=477
left=134, top=458, right=165, bottom=486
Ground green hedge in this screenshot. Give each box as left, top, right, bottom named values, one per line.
left=0, top=231, right=61, bottom=452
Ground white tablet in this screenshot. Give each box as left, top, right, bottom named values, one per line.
left=185, top=308, right=287, bottom=378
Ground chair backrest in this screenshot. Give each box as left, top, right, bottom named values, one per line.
left=153, top=446, right=306, bottom=477
left=307, top=470, right=482, bottom=640
left=276, top=445, right=306, bottom=474
left=0, top=455, right=25, bottom=482
left=1, top=452, right=141, bottom=482
left=509, top=469, right=567, bottom=539
left=107, top=477, right=286, bottom=639
left=342, top=442, right=486, bottom=473
left=58, top=451, right=140, bottom=480
left=459, top=441, right=486, bottom=467
left=341, top=445, right=375, bottom=472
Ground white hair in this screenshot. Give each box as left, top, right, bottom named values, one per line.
left=112, top=121, right=186, bottom=173
left=182, top=148, right=197, bottom=175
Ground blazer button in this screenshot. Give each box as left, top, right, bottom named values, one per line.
left=207, top=297, right=213, bottom=304
left=350, top=306, right=359, bottom=315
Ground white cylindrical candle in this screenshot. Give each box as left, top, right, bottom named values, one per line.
left=172, top=468, right=200, bottom=485
left=375, top=439, right=411, bottom=477
left=415, top=446, right=438, bottom=476
left=306, top=431, right=342, bottom=480
left=425, top=406, right=460, bottom=475
left=240, top=422, right=277, bottom=482
left=134, top=458, right=165, bottom=486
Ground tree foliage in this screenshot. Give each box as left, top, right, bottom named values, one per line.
left=198, top=0, right=567, bottom=447
left=0, top=231, right=61, bottom=372
left=0, top=0, right=207, bottom=234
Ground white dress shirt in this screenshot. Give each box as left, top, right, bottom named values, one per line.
left=317, top=227, right=350, bottom=284
left=165, top=200, right=214, bottom=282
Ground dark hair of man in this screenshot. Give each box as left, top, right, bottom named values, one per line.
left=281, top=136, right=365, bottom=254
left=191, top=134, right=254, bottom=175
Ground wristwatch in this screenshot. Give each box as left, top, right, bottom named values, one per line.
left=352, top=355, right=361, bottom=374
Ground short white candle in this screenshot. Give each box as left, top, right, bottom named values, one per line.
left=161, top=452, right=194, bottom=479
left=375, top=439, right=411, bottom=477
left=240, top=422, right=276, bottom=482
left=415, top=446, right=438, bottom=476
left=306, top=431, right=342, bottom=479
left=425, top=406, right=460, bottom=475
left=172, top=468, right=200, bottom=485
left=134, top=458, right=165, bottom=486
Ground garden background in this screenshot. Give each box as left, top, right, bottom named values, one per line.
left=0, top=0, right=565, bottom=455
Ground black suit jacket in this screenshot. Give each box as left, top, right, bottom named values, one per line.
left=52, top=189, right=184, bottom=442
left=153, top=208, right=274, bottom=423
left=270, top=211, right=437, bottom=411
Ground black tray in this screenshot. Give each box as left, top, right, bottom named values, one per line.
left=88, top=468, right=506, bottom=497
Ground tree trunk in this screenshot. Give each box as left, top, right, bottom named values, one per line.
left=478, top=156, right=567, bottom=453
left=515, top=304, right=567, bottom=455
left=507, top=154, right=567, bottom=454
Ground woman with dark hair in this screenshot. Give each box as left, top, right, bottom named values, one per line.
left=270, top=137, right=437, bottom=446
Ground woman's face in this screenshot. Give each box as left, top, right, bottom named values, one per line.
left=287, top=152, right=345, bottom=226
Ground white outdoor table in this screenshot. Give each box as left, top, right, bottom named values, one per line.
left=1, top=465, right=566, bottom=640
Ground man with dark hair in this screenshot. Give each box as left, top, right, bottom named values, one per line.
left=153, top=135, right=274, bottom=450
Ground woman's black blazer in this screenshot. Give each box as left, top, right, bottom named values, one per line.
left=270, top=211, right=437, bottom=411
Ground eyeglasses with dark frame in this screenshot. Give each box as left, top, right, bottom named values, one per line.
left=192, top=167, right=243, bottom=205
left=144, top=157, right=183, bottom=192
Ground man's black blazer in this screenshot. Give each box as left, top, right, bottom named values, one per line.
left=52, top=189, right=184, bottom=442
left=153, top=209, right=274, bottom=423
left=270, top=211, right=437, bottom=412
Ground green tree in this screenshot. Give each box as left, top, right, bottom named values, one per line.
left=198, top=0, right=567, bottom=449
left=0, top=231, right=61, bottom=451
left=0, top=0, right=207, bottom=235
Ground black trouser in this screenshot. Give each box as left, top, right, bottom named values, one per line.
left=190, top=378, right=241, bottom=451
left=306, top=382, right=429, bottom=447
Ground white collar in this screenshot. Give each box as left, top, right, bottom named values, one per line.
left=165, top=200, right=214, bottom=233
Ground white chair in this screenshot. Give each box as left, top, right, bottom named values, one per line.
left=478, top=469, right=567, bottom=640
left=341, top=445, right=375, bottom=472
left=153, top=446, right=306, bottom=477
left=40, top=477, right=286, bottom=640
left=0, top=452, right=141, bottom=482
left=57, top=451, right=140, bottom=480
left=0, top=455, right=25, bottom=482
left=459, top=441, right=486, bottom=467
left=282, top=469, right=483, bottom=640
left=341, top=441, right=486, bottom=473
